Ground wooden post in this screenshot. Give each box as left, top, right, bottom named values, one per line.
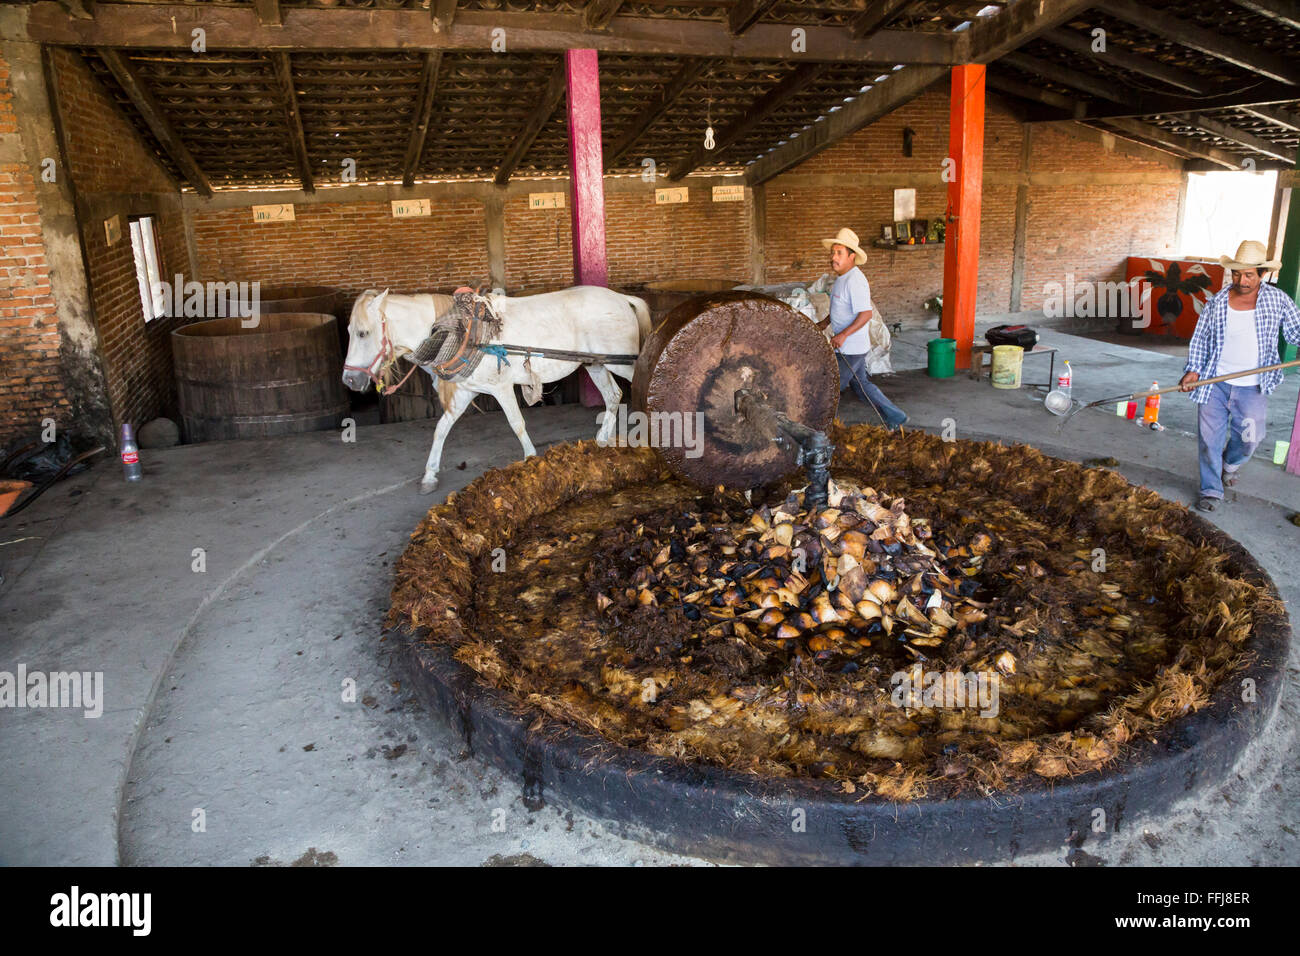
left=565, top=48, right=607, bottom=288
left=940, top=64, right=985, bottom=370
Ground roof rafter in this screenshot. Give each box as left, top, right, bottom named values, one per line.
left=1040, top=27, right=1207, bottom=94
left=605, top=57, right=712, bottom=168
left=272, top=52, right=313, bottom=193
left=1227, top=0, right=1300, bottom=30
left=962, top=0, right=1098, bottom=62
left=494, top=61, right=567, bottom=185
left=848, top=0, right=915, bottom=41
left=583, top=0, right=624, bottom=31
left=402, top=52, right=442, bottom=187
left=94, top=48, right=213, bottom=196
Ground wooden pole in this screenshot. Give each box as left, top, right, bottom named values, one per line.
left=940, top=64, right=984, bottom=370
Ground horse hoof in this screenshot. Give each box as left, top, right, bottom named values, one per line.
left=419, top=478, right=438, bottom=495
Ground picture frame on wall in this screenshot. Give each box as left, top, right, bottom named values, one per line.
left=927, top=220, right=944, bottom=242
left=911, top=219, right=928, bottom=243
left=881, top=224, right=893, bottom=241
left=894, top=221, right=911, bottom=242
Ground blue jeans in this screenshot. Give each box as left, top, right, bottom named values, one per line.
left=1196, top=382, right=1267, bottom=499
left=837, top=351, right=907, bottom=428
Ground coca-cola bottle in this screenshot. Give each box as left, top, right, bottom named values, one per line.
left=120, top=423, right=142, bottom=482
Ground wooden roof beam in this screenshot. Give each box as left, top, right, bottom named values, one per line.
left=432, top=0, right=457, bottom=32
left=1170, top=112, right=1296, bottom=163
left=94, top=48, right=213, bottom=196
left=1087, top=118, right=1242, bottom=168
left=1055, top=81, right=1300, bottom=120
left=56, top=0, right=94, bottom=18
left=985, top=69, right=1088, bottom=117
left=494, top=62, right=566, bottom=185
left=1041, top=27, right=1209, bottom=94
left=1100, top=0, right=1300, bottom=86
left=23, top=6, right=959, bottom=63
left=744, top=64, right=948, bottom=187
left=961, top=0, right=1098, bottom=63
left=1228, top=0, right=1300, bottom=30
left=1239, top=103, right=1300, bottom=133
left=253, top=0, right=280, bottom=27
left=583, top=0, right=625, bottom=31
left=402, top=52, right=442, bottom=187
left=272, top=52, right=313, bottom=193
left=605, top=57, right=710, bottom=167
left=668, top=62, right=828, bottom=181
left=1002, top=51, right=1131, bottom=103
left=848, top=0, right=915, bottom=41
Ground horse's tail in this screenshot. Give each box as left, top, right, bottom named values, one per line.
left=435, top=377, right=458, bottom=413
left=623, top=294, right=652, bottom=346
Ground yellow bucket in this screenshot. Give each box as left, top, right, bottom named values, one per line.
left=991, top=345, right=1024, bottom=389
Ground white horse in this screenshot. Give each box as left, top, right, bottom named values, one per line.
left=341, top=285, right=651, bottom=493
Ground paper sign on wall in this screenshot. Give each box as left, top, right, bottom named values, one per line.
left=655, top=187, right=689, bottom=205
left=103, top=214, right=121, bottom=245
left=252, top=204, right=295, bottom=223
left=392, top=198, right=431, bottom=218
left=529, top=192, right=565, bottom=209
left=712, top=185, right=745, bottom=202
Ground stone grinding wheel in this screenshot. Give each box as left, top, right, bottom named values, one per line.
left=631, top=291, right=839, bottom=489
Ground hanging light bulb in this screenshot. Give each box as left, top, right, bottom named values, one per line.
left=704, top=125, right=715, bottom=150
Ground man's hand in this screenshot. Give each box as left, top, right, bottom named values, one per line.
left=1179, top=371, right=1199, bottom=392
left=830, top=331, right=848, bottom=349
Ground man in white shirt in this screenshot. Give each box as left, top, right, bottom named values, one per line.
left=1178, top=240, right=1300, bottom=512
left=815, top=228, right=907, bottom=429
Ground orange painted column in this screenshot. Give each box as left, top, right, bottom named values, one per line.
left=940, top=64, right=985, bottom=370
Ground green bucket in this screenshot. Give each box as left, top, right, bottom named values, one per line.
left=927, top=338, right=957, bottom=378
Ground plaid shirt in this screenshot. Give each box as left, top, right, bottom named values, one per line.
left=1183, top=282, right=1300, bottom=404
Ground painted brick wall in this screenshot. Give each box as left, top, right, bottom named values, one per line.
left=0, top=52, right=67, bottom=446
left=50, top=49, right=190, bottom=432
left=192, top=199, right=490, bottom=300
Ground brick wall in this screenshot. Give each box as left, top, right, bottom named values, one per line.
left=49, top=49, right=190, bottom=432
left=192, top=198, right=490, bottom=301
left=0, top=52, right=68, bottom=446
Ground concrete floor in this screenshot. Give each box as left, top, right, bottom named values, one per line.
left=1, top=325, right=1297, bottom=866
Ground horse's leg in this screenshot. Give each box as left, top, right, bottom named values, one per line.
left=585, top=365, right=625, bottom=444
left=493, top=385, right=536, bottom=459
left=420, top=384, right=475, bottom=494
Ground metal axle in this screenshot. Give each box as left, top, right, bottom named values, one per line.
left=734, top=388, right=835, bottom=508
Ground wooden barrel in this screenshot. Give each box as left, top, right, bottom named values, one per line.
left=638, top=279, right=741, bottom=323
left=254, top=285, right=344, bottom=355
left=172, top=312, right=349, bottom=442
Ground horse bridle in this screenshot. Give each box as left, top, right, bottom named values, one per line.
left=342, top=296, right=417, bottom=396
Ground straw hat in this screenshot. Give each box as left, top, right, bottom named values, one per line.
left=1219, top=239, right=1280, bottom=272
left=822, top=227, right=868, bottom=266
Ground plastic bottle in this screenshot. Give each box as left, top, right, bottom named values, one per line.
left=1142, top=383, right=1160, bottom=424
left=120, top=423, right=142, bottom=482
left=1057, top=360, right=1072, bottom=398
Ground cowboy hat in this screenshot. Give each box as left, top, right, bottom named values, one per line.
left=822, top=227, right=868, bottom=266
left=1219, top=239, right=1280, bottom=272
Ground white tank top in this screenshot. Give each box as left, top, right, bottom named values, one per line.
left=1218, top=306, right=1259, bottom=386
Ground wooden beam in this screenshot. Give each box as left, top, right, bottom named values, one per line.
left=1239, top=102, right=1300, bottom=133
left=252, top=0, right=280, bottom=27
left=962, top=0, right=1097, bottom=63
left=1036, top=81, right=1300, bottom=120
left=605, top=57, right=710, bottom=167
left=744, top=65, right=948, bottom=187
left=272, top=52, right=312, bottom=193
left=56, top=0, right=94, bottom=18
left=24, top=5, right=959, bottom=63
left=566, top=49, right=607, bottom=287
left=1087, top=117, right=1241, bottom=167
left=985, top=69, right=1087, bottom=116
left=431, top=0, right=457, bottom=33
left=728, top=0, right=781, bottom=36
left=1100, top=0, right=1300, bottom=86
left=1002, top=51, right=1130, bottom=104
left=848, top=0, right=914, bottom=40
left=402, top=52, right=441, bottom=188
left=495, top=62, right=567, bottom=185
left=583, top=0, right=624, bottom=31
left=94, top=48, right=212, bottom=196
left=1229, top=0, right=1300, bottom=30
left=1041, top=27, right=1208, bottom=94
left=669, top=62, right=827, bottom=180
left=1171, top=112, right=1296, bottom=163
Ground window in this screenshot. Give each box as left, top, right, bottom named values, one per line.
left=129, top=215, right=166, bottom=322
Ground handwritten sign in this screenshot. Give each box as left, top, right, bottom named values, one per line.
left=252, top=204, right=295, bottom=223
left=712, top=185, right=745, bottom=202
left=655, top=187, right=689, bottom=205
left=529, top=192, right=565, bottom=210
left=392, top=198, right=431, bottom=218
left=103, top=215, right=121, bottom=245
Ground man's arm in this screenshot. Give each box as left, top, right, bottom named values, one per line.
left=832, top=310, right=871, bottom=348
left=1179, top=293, right=1217, bottom=390
left=1281, top=291, right=1300, bottom=347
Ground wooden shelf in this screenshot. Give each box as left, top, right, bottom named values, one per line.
left=872, top=240, right=945, bottom=250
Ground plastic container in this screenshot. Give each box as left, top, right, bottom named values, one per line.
left=990, top=345, right=1024, bottom=389
left=1057, top=360, right=1072, bottom=397
left=927, top=338, right=957, bottom=378
left=120, top=423, right=142, bottom=482
left=1143, top=382, right=1160, bottom=424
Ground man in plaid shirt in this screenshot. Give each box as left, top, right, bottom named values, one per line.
left=1178, top=240, right=1300, bottom=512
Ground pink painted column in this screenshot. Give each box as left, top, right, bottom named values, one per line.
left=565, top=48, right=608, bottom=287
left=1286, top=388, right=1300, bottom=476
